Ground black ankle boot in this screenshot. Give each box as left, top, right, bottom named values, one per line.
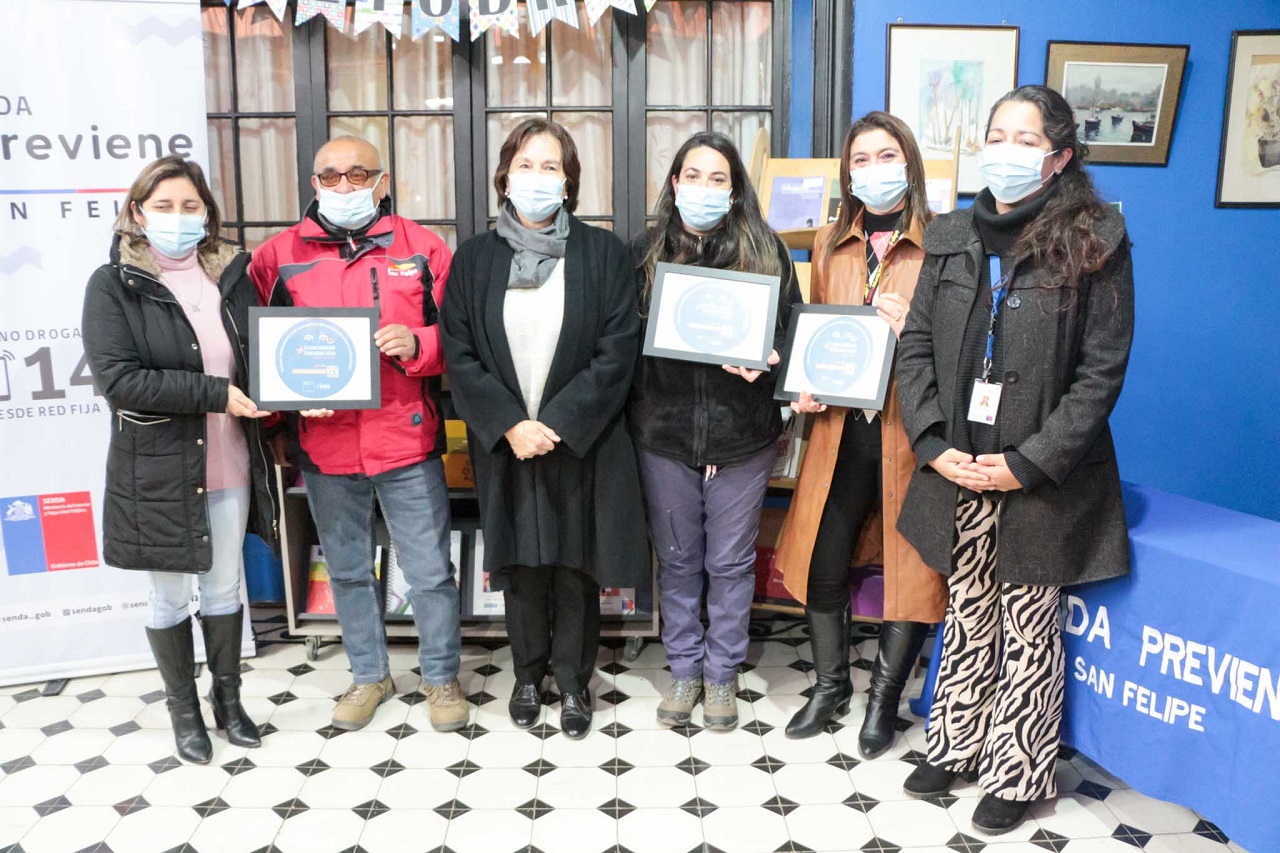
left=560, top=690, right=592, bottom=739
left=786, top=605, right=853, bottom=739
left=145, top=618, right=212, bottom=765
left=199, top=609, right=261, bottom=748
left=904, top=761, right=972, bottom=798
left=972, top=793, right=1032, bottom=834
left=858, top=620, right=930, bottom=758
left=509, top=682, right=543, bottom=730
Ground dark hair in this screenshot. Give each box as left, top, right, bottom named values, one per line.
left=641, top=131, right=781, bottom=297
left=825, top=111, right=932, bottom=258
left=493, top=118, right=581, bottom=214
left=114, top=156, right=222, bottom=252
left=987, top=85, right=1115, bottom=296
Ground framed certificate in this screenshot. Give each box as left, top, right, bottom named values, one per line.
left=642, top=262, right=780, bottom=370
left=775, top=305, right=897, bottom=410
left=249, top=307, right=380, bottom=410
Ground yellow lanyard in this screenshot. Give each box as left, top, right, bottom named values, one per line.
left=863, top=229, right=902, bottom=304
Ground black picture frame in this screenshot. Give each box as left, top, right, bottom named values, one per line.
left=1215, top=29, right=1280, bottom=208
left=641, top=262, right=781, bottom=370
left=774, top=305, right=897, bottom=410
left=249, top=307, right=381, bottom=411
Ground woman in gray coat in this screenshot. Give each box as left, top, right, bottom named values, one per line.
left=893, top=86, right=1134, bottom=835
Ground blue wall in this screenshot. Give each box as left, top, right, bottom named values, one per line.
left=789, top=0, right=1280, bottom=520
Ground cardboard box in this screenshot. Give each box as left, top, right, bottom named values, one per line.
left=443, top=420, right=475, bottom=488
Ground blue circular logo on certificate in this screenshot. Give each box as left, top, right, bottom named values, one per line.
left=803, top=317, right=872, bottom=394
left=673, top=281, right=752, bottom=354
left=276, top=319, right=357, bottom=399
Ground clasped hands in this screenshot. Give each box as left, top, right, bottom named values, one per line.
left=505, top=420, right=561, bottom=461
left=928, top=449, right=1022, bottom=492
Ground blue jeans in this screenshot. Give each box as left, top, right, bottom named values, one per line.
left=149, top=487, right=248, bottom=630
left=304, top=458, right=461, bottom=685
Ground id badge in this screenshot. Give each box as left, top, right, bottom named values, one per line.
left=967, top=380, right=1002, bottom=425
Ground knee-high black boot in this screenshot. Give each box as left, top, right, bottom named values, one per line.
left=145, top=617, right=213, bottom=764
left=199, top=608, right=261, bottom=748
left=858, top=620, right=930, bottom=758
left=785, top=604, right=853, bottom=739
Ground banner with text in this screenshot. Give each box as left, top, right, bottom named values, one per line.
left=0, top=0, right=250, bottom=686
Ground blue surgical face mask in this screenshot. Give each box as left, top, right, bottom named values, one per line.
left=142, top=210, right=206, bottom=259
left=675, top=184, right=733, bottom=232
left=978, top=143, right=1057, bottom=204
left=317, top=186, right=379, bottom=229
left=849, top=162, right=909, bottom=213
left=506, top=172, right=566, bottom=223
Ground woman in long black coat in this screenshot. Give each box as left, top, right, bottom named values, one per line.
left=440, top=118, right=648, bottom=739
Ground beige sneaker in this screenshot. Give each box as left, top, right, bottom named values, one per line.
left=332, top=675, right=395, bottom=731
left=702, top=680, right=739, bottom=731
left=423, top=680, right=469, bottom=732
left=657, top=677, right=703, bottom=728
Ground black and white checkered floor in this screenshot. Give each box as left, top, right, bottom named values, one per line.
left=0, top=609, right=1247, bottom=853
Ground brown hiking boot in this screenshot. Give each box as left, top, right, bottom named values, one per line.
left=657, top=677, right=703, bottom=728
left=423, top=680, right=469, bottom=732
left=332, top=675, right=395, bottom=731
left=702, top=680, right=739, bottom=731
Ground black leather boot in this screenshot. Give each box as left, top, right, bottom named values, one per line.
left=509, top=682, right=544, bottom=730
left=786, top=605, right=853, bottom=739
left=145, top=618, right=212, bottom=764
left=199, top=609, right=261, bottom=748
left=560, top=689, right=592, bottom=739
left=858, top=621, right=930, bottom=758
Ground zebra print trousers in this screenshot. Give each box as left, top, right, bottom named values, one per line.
left=925, top=494, right=1065, bottom=802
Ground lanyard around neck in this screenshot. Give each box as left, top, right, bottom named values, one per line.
left=862, top=229, right=902, bottom=304
left=982, top=255, right=1012, bottom=382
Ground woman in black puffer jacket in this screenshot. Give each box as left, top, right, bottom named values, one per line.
left=81, top=156, right=276, bottom=765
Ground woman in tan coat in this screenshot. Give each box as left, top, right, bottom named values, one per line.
left=776, top=112, right=946, bottom=749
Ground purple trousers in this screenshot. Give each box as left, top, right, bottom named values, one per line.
left=638, top=446, right=775, bottom=685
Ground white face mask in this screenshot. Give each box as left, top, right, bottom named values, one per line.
left=317, top=186, right=378, bottom=229
left=978, top=143, right=1057, bottom=204
left=506, top=172, right=566, bottom=223
left=849, top=162, right=909, bottom=213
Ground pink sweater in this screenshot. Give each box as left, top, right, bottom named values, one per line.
left=153, top=248, right=249, bottom=492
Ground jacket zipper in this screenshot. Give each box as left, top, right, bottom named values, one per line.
left=691, top=369, right=707, bottom=466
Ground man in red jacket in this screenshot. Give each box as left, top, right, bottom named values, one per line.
left=250, top=135, right=465, bottom=732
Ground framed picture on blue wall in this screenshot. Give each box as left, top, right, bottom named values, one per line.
left=1216, top=30, right=1280, bottom=208
left=1046, top=41, right=1190, bottom=166
left=886, top=23, right=1020, bottom=195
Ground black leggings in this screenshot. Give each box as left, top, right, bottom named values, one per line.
left=806, top=413, right=882, bottom=613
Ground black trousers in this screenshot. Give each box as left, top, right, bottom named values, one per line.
left=806, top=413, right=882, bottom=613
left=503, top=565, right=601, bottom=695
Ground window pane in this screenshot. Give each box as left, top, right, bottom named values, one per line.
left=202, top=7, right=232, bottom=113
left=329, top=116, right=390, bottom=173
left=551, top=4, right=611, bottom=107
left=393, top=11, right=453, bottom=111
left=646, top=111, right=704, bottom=212
left=486, top=27, right=547, bottom=108
left=239, top=118, right=299, bottom=222
left=207, top=119, right=238, bottom=223
left=711, top=1, right=772, bottom=106
left=647, top=1, right=707, bottom=107
left=244, top=226, right=290, bottom=250
left=328, top=16, right=388, bottom=112
left=421, top=224, right=457, bottom=250
left=712, top=111, right=771, bottom=169
left=395, top=116, right=456, bottom=220
left=487, top=112, right=542, bottom=216
left=555, top=112, right=612, bottom=216
left=234, top=6, right=294, bottom=113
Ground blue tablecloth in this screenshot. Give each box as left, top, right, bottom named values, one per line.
left=911, top=483, right=1280, bottom=851
left=1062, top=484, right=1280, bottom=852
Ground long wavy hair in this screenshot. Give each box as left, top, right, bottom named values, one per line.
left=114, top=156, right=222, bottom=254
left=825, top=111, right=932, bottom=258
left=640, top=132, right=781, bottom=303
left=991, top=85, right=1115, bottom=296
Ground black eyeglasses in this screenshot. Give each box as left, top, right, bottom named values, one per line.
left=314, top=168, right=382, bottom=188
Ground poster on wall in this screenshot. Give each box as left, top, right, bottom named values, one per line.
left=1216, top=29, right=1280, bottom=208
left=886, top=24, right=1020, bottom=195
left=0, top=0, right=250, bottom=686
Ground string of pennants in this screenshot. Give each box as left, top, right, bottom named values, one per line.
left=232, top=0, right=659, bottom=42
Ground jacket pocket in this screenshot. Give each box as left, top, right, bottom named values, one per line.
left=117, top=410, right=172, bottom=428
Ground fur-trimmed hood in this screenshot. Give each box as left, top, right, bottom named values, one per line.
left=112, top=231, right=243, bottom=285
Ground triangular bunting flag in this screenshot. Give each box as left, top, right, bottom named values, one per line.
left=469, top=0, right=520, bottom=40
left=237, top=0, right=290, bottom=19
left=295, top=0, right=347, bottom=31
left=411, top=0, right=461, bottom=42
left=584, top=0, right=636, bottom=26
left=526, top=0, right=580, bottom=37
left=644, top=0, right=658, bottom=10
left=353, top=0, right=403, bottom=38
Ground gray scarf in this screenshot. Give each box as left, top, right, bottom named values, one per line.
left=496, top=203, right=569, bottom=289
